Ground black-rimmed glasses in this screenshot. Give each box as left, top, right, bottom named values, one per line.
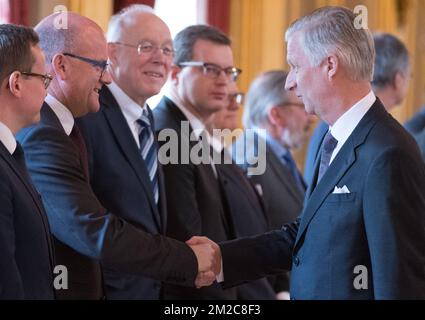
left=179, top=61, right=242, bottom=82
left=21, top=72, right=53, bottom=89
left=63, top=52, right=109, bottom=78
left=112, top=41, right=175, bottom=57
left=229, top=92, right=244, bottom=104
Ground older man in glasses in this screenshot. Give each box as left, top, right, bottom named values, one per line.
left=153, top=25, right=242, bottom=299
left=16, top=12, right=219, bottom=300
left=0, top=24, right=54, bottom=299
left=76, top=5, right=186, bottom=299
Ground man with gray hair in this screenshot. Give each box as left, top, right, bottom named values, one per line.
left=197, top=6, right=425, bottom=299
left=16, top=12, right=219, bottom=299
left=304, top=32, right=411, bottom=186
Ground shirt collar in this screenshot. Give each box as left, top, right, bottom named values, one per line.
left=330, top=91, right=376, bottom=144
left=264, top=132, right=290, bottom=159
left=45, top=94, right=75, bottom=136
left=0, top=121, right=17, bottom=154
left=164, top=91, right=207, bottom=140
left=107, top=81, right=145, bottom=125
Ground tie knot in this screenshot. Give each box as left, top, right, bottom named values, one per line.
left=323, top=131, right=338, bottom=153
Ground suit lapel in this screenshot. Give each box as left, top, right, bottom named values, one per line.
left=294, top=100, right=384, bottom=250
left=100, top=88, right=162, bottom=231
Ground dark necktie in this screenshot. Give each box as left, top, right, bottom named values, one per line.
left=282, top=152, right=306, bottom=193
left=12, top=142, right=33, bottom=184
left=137, top=110, right=159, bottom=204
left=317, top=131, right=338, bottom=182
left=69, top=124, right=89, bottom=179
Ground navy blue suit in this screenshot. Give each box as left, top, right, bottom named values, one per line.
left=0, top=142, right=54, bottom=299
left=77, top=86, right=167, bottom=299
left=17, top=103, right=198, bottom=299
left=220, top=100, right=425, bottom=299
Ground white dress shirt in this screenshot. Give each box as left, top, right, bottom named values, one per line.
left=107, top=81, right=147, bottom=149
left=329, top=91, right=376, bottom=164
left=0, top=121, right=17, bottom=154
left=45, top=94, right=74, bottom=136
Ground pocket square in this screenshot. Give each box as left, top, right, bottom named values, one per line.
left=255, top=184, right=263, bottom=196
left=333, top=185, right=350, bottom=194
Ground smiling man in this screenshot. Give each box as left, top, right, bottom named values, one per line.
left=16, top=11, right=219, bottom=300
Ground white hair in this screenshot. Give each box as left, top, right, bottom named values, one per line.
left=285, top=6, right=375, bottom=82
left=107, top=4, right=155, bottom=42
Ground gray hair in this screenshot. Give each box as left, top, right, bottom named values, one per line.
left=243, top=70, right=290, bottom=128
left=285, top=6, right=375, bottom=82
left=107, top=4, right=155, bottom=42
left=173, top=25, right=231, bottom=65
left=372, top=33, right=409, bottom=90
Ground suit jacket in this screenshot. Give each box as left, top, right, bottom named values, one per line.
left=234, top=132, right=304, bottom=292
left=404, top=105, right=425, bottom=137
left=153, top=96, right=237, bottom=299
left=220, top=100, right=425, bottom=299
left=77, top=86, right=167, bottom=299
left=215, top=156, right=276, bottom=299
left=303, top=121, right=328, bottom=188
left=16, top=103, right=198, bottom=299
left=0, top=142, right=54, bottom=299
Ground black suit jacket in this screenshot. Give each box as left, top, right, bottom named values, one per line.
left=77, top=86, right=167, bottom=299
left=221, top=100, right=425, bottom=299
left=215, top=157, right=276, bottom=300
left=0, top=142, right=54, bottom=299
left=153, top=96, right=237, bottom=299
left=16, top=103, right=198, bottom=299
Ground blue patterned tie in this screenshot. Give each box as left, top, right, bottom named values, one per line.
left=317, top=131, right=338, bottom=182
left=282, top=152, right=306, bottom=193
left=137, top=110, right=159, bottom=204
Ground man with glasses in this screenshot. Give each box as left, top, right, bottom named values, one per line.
left=0, top=24, right=54, bottom=299
left=16, top=12, right=219, bottom=300
left=77, top=5, right=183, bottom=299
left=153, top=25, right=241, bottom=299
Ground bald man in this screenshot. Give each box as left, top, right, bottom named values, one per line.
left=17, top=12, right=218, bottom=300
left=77, top=5, right=177, bottom=299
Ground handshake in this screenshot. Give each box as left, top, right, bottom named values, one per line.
left=186, top=236, right=222, bottom=288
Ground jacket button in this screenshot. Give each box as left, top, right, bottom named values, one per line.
left=293, top=256, right=300, bottom=266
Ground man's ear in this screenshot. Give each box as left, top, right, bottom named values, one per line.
left=268, top=106, right=286, bottom=126
left=51, top=53, right=67, bottom=80
left=394, top=71, right=405, bottom=90
left=8, top=71, right=23, bottom=98
left=107, top=43, right=118, bottom=68
left=170, top=64, right=182, bottom=85
left=326, top=54, right=339, bottom=79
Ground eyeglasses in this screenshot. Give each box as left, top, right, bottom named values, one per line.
left=113, top=41, right=175, bottom=57
left=179, top=61, right=242, bottom=82
left=229, top=92, right=244, bottom=104
left=20, top=71, right=53, bottom=89
left=280, top=102, right=305, bottom=109
left=63, top=52, right=109, bottom=79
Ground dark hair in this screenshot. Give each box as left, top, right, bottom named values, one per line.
left=372, top=33, right=409, bottom=90
left=0, top=24, right=39, bottom=85
left=173, top=25, right=231, bottom=65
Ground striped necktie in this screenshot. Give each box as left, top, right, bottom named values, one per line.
left=137, top=110, right=159, bottom=204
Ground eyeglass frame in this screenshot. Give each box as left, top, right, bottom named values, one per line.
left=279, top=102, right=305, bottom=109
left=62, top=52, right=109, bottom=79
left=112, top=41, right=175, bottom=57
left=179, top=61, right=242, bottom=82
left=20, top=71, right=53, bottom=89
left=228, top=92, right=244, bottom=104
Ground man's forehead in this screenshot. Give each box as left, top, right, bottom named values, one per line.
left=192, top=40, right=234, bottom=65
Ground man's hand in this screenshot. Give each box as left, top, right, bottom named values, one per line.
left=186, top=236, right=221, bottom=288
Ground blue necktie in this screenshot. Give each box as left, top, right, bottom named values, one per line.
left=282, top=152, right=306, bottom=193
left=317, top=131, right=338, bottom=182
left=137, top=110, right=159, bottom=204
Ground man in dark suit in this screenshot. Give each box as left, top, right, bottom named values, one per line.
left=305, top=33, right=411, bottom=186
left=77, top=5, right=176, bottom=300
left=153, top=25, right=241, bottom=299
left=405, top=106, right=425, bottom=137
left=208, top=83, right=276, bottom=300
left=197, top=7, right=425, bottom=299
left=233, top=71, right=311, bottom=297
left=16, top=12, right=219, bottom=300
left=0, top=24, right=54, bottom=299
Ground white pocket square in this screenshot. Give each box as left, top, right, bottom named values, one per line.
left=333, top=185, right=350, bottom=194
